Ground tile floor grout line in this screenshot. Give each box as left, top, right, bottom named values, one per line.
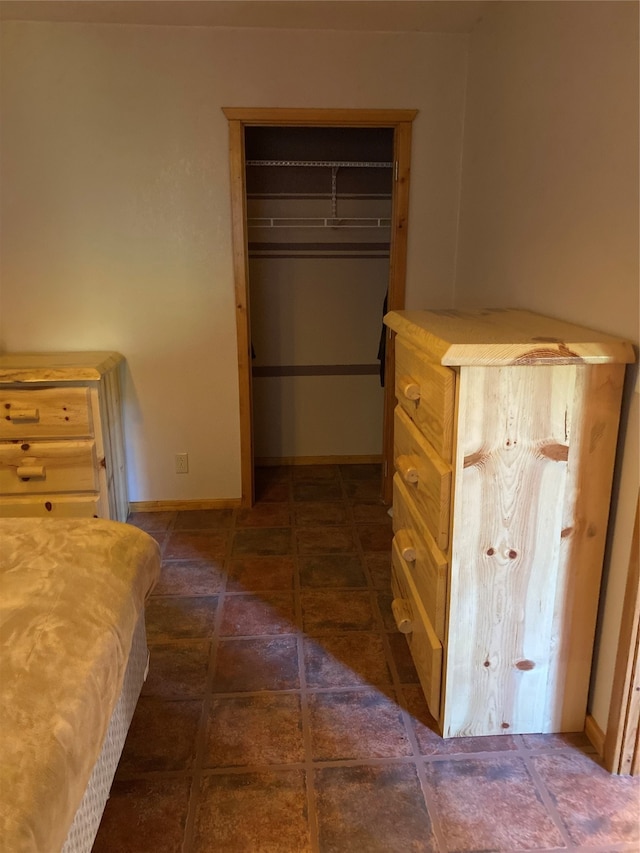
left=519, top=749, right=577, bottom=851
left=178, top=511, right=234, bottom=853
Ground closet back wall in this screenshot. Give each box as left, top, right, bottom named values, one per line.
left=246, top=127, right=392, bottom=460
left=0, top=21, right=469, bottom=501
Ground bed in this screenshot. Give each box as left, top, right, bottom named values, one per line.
left=0, top=517, right=161, bottom=853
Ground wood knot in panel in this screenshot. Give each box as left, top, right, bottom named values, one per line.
left=539, top=442, right=569, bottom=462
left=464, top=448, right=489, bottom=469
left=512, top=343, right=581, bottom=365
left=561, top=527, right=573, bottom=538
left=515, top=659, right=535, bottom=671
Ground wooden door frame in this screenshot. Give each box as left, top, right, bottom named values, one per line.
left=223, top=107, right=417, bottom=507
left=603, top=495, right=640, bottom=774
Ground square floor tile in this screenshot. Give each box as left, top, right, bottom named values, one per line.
left=219, top=592, right=298, bottom=636
left=293, top=481, right=343, bottom=501
left=308, top=689, right=412, bottom=760
left=202, top=693, right=305, bottom=767
left=92, top=777, right=191, bottom=853
left=152, top=560, right=226, bottom=597
left=296, top=526, right=357, bottom=554
left=301, top=590, right=376, bottom=633
left=339, top=463, right=381, bottom=481
left=193, top=771, right=311, bottom=852
left=212, top=636, right=300, bottom=692
left=116, top=698, right=202, bottom=775
left=422, top=755, right=565, bottom=851
left=520, top=731, right=594, bottom=751
left=356, top=523, right=394, bottom=551
left=366, top=553, right=392, bottom=589
left=352, top=502, right=392, bottom=524
left=293, top=502, right=349, bottom=526
left=293, top=465, right=339, bottom=482
left=231, top=527, right=293, bottom=556
left=387, top=632, right=420, bottom=683
left=532, top=751, right=640, bottom=846
left=315, top=764, right=437, bottom=853
left=226, top=556, right=295, bottom=592
left=145, top=596, right=219, bottom=641
left=173, top=509, right=234, bottom=530
left=344, top=479, right=383, bottom=501
left=142, top=640, right=210, bottom=699
left=236, top=502, right=291, bottom=527
left=303, top=633, right=392, bottom=688
left=255, top=478, right=290, bottom=502
left=299, top=554, right=367, bottom=588
left=163, top=531, right=228, bottom=561
left=127, top=511, right=176, bottom=532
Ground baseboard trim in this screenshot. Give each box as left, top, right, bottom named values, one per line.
left=585, top=714, right=605, bottom=756
left=129, top=498, right=241, bottom=512
left=255, top=454, right=382, bottom=467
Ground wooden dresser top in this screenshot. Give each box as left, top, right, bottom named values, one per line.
left=0, top=352, right=124, bottom=383
left=384, top=309, right=636, bottom=367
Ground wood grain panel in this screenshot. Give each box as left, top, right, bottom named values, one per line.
left=0, top=387, right=91, bottom=440
left=0, top=495, right=102, bottom=518
left=392, top=539, right=442, bottom=719
left=444, top=364, right=575, bottom=737
left=395, top=337, right=455, bottom=461
left=393, top=406, right=451, bottom=551
left=393, top=473, right=448, bottom=640
left=0, top=440, right=98, bottom=494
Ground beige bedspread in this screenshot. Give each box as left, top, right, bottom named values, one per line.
left=0, top=518, right=161, bottom=853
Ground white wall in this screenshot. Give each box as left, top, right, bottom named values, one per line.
left=0, top=21, right=468, bottom=501
left=455, top=0, right=639, bottom=733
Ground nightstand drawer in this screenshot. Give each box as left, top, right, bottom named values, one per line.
left=0, top=388, right=92, bottom=440
left=393, top=474, right=447, bottom=641
left=0, top=494, right=102, bottom=518
left=395, top=338, right=455, bottom=462
left=391, top=538, right=442, bottom=719
left=394, top=406, right=451, bottom=551
left=0, top=441, right=98, bottom=494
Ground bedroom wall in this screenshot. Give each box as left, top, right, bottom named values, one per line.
left=455, top=0, right=639, bottom=734
left=0, top=21, right=468, bottom=502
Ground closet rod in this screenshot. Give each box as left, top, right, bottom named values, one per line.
left=246, top=160, right=393, bottom=169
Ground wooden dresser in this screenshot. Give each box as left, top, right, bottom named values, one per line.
left=384, top=309, right=635, bottom=737
left=0, top=353, right=128, bottom=521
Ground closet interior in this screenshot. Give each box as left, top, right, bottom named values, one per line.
left=245, top=126, right=394, bottom=462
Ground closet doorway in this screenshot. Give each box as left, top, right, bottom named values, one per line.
left=223, top=109, right=416, bottom=507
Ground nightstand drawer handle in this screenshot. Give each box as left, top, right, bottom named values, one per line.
left=399, top=375, right=420, bottom=401
left=392, top=598, right=414, bottom=634
left=9, top=409, right=40, bottom=423
left=17, top=465, right=46, bottom=480
left=396, top=455, right=419, bottom=484
left=395, top=529, right=416, bottom=563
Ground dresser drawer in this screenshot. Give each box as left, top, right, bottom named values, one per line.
left=0, top=441, right=98, bottom=494
left=391, top=538, right=442, bottom=719
left=393, top=474, right=448, bottom=641
left=0, top=387, right=92, bottom=440
left=0, top=494, right=102, bottom=518
left=395, top=338, right=455, bottom=462
left=394, top=406, right=451, bottom=551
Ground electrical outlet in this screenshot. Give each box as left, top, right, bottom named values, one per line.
left=175, top=452, right=189, bottom=474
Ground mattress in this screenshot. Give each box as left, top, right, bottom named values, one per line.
left=0, top=518, right=161, bottom=853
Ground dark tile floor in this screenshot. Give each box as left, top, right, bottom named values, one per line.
left=93, top=464, right=640, bottom=853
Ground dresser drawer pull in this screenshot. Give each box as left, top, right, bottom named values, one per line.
left=392, top=598, right=414, bottom=634
left=398, top=375, right=421, bottom=401
left=396, top=454, right=419, bottom=484
left=8, top=409, right=40, bottom=423
left=17, top=465, right=46, bottom=481
left=395, top=529, right=416, bottom=563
